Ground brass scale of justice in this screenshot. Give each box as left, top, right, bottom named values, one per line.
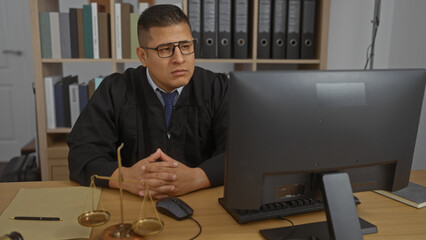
left=77, top=143, right=164, bottom=239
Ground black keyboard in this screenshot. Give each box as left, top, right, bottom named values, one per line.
left=218, top=196, right=360, bottom=224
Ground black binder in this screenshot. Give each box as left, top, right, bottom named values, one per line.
left=271, top=0, right=287, bottom=59
left=257, top=0, right=272, bottom=59
left=300, top=0, right=316, bottom=59
left=286, top=0, right=301, bottom=59
left=69, top=8, right=79, bottom=58
left=188, top=0, right=202, bottom=58
left=233, top=0, right=250, bottom=59
left=218, top=0, right=232, bottom=59
left=202, top=0, right=217, bottom=58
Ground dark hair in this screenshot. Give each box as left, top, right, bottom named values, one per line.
left=137, top=4, right=191, bottom=46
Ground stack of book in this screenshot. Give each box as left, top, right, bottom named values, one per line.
left=39, top=1, right=183, bottom=60
left=44, top=75, right=104, bottom=129
left=39, top=2, right=111, bottom=59
left=115, top=2, right=150, bottom=59
left=115, top=1, right=182, bottom=59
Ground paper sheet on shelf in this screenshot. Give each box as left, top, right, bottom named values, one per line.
left=0, top=186, right=101, bottom=240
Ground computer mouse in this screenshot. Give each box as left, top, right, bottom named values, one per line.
left=155, top=197, right=194, bottom=221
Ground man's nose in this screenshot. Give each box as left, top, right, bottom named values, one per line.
left=171, top=46, right=185, bottom=63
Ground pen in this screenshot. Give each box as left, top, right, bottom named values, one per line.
left=10, top=216, right=62, bottom=221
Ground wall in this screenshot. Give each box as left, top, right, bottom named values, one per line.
left=327, top=0, right=426, bottom=169
left=0, top=0, right=36, bottom=162
left=388, top=0, right=426, bottom=170
left=327, top=0, right=395, bottom=70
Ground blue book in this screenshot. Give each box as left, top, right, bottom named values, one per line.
left=54, top=81, right=65, bottom=127
left=79, top=82, right=89, bottom=112
left=95, top=76, right=104, bottom=89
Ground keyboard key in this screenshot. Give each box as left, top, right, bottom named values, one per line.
left=289, top=200, right=298, bottom=207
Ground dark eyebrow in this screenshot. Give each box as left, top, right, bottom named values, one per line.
left=157, top=40, right=193, bottom=46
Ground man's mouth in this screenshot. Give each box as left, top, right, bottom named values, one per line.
left=171, top=69, right=187, bottom=77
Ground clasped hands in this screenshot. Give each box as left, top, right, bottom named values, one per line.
left=109, top=148, right=210, bottom=199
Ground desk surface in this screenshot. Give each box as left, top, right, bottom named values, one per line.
left=1, top=170, right=425, bottom=239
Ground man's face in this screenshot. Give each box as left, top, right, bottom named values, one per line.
left=137, top=23, right=195, bottom=93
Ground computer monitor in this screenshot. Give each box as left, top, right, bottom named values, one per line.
left=222, top=69, right=426, bottom=239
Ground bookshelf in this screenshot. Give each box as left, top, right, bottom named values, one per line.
left=30, top=0, right=330, bottom=180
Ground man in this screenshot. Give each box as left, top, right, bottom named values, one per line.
left=67, top=5, right=229, bottom=199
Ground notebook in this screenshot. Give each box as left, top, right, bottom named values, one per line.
left=0, top=186, right=101, bottom=240
left=375, top=182, right=426, bottom=209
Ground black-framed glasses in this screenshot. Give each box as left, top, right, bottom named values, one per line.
left=141, top=40, right=197, bottom=58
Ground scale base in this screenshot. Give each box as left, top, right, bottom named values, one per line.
left=102, top=223, right=144, bottom=240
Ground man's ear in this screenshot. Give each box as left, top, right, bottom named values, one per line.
left=136, top=47, right=147, bottom=67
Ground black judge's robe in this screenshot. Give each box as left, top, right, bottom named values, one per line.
left=67, top=66, right=229, bottom=187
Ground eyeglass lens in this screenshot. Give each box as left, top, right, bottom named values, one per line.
left=157, top=41, right=195, bottom=58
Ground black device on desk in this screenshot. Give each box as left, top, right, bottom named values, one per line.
left=156, top=197, right=194, bottom=220
left=156, top=197, right=202, bottom=239
left=218, top=195, right=360, bottom=224
left=221, top=69, right=426, bottom=240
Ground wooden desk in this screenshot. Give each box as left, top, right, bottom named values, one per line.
left=1, top=171, right=425, bottom=239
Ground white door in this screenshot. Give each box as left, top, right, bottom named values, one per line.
left=0, top=0, right=36, bottom=162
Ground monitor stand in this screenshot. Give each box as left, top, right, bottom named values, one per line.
left=260, top=172, right=378, bottom=240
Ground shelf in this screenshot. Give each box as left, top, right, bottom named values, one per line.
left=47, top=128, right=72, bottom=134
left=115, top=58, right=141, bottom=63
left=42, top=58, right=115, bottom=63
left=41, top=58, right=271, bottom=64
left=255, top=59, right=321, bottom=64
left=113, top=58, right=255, bottom=64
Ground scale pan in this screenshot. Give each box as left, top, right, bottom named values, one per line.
left=132, top=218, right=164, bottom=236
left=78, top=210, right=111, bottom=227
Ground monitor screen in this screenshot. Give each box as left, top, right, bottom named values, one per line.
left=222, top=69, right=425, bottom=238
